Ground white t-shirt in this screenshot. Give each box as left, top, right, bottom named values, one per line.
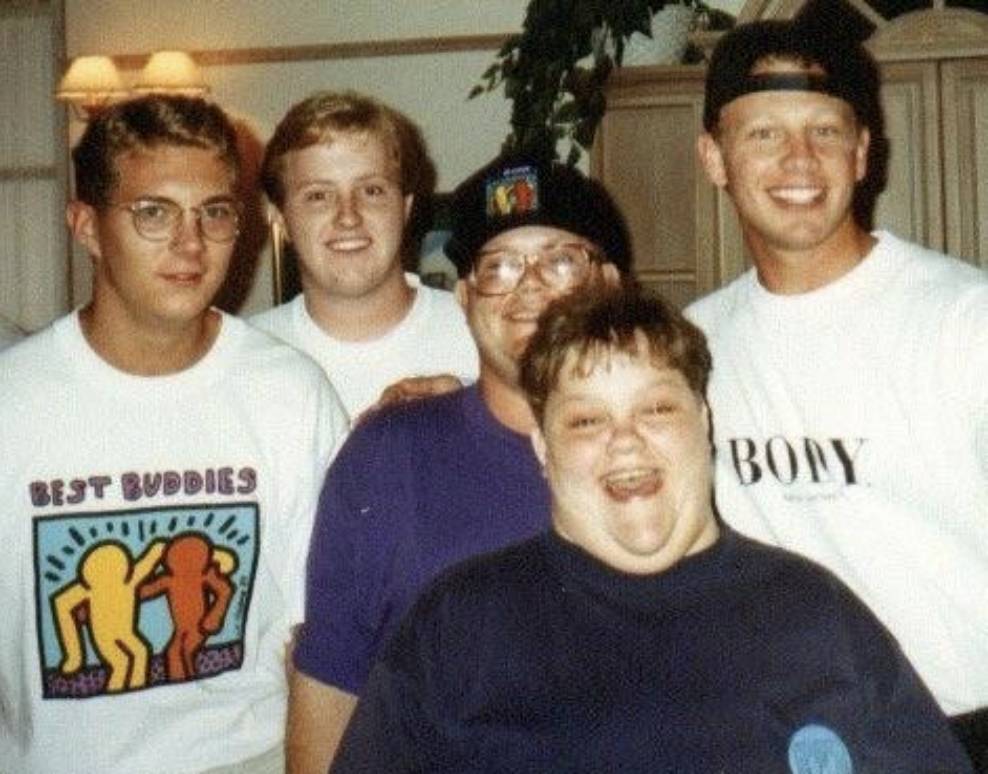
left=0, top=311, right=349, bottom=774
left=687, top=231, right=988, bottom=715
left=249, top=274, right=478, bottom=420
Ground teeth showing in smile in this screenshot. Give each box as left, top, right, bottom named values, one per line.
left=603, top=469, right=661, bottom=501
left=328, top=238, right=371, bottom=252
left=771, top=187, right=821, bottom=204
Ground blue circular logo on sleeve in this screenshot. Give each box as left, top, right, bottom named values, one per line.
left=788, top=724, right=853, bottom=774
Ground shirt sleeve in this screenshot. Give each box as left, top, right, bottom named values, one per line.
left=833, top=582, right=974, bottom=774
left=284, top=376, right=349, bottom=626
left=328, top=661, right=433, bottom=774
left=292, top=414, right=414, bottom=694
left=329, top=582, right=457, bottom=774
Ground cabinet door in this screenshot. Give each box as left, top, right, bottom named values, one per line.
left=595, top=67, right=745, bottom=307
left=873, top=61, right=944, bottom=251
left=941, top=58, right=988, bottom=270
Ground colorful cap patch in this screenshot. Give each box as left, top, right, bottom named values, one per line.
left=788, top=724, right=853, bottom=774
left=485, top=165, right=539, bottom=220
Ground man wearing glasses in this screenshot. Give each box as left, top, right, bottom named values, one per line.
left=287, top=154, right=628, bottom=774
left=0, top=95, right=348, bottom=774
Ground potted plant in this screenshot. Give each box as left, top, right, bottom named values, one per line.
left=470, top=0, right=732, bottom=165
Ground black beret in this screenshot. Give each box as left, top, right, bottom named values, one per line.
left=444, top=153, right=631, bottom=277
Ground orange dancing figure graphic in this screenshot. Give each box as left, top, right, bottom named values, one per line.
left=512, top=178, right=534, bottom=213
left=140, top=532, right=235, bottom=682
left=53, top=539, right=166, bottom=692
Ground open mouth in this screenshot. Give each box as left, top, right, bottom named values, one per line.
left=603, top=469, right=662, bottom=501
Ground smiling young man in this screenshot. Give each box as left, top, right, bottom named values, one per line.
left=687, top=20, right=988, bottom=769
left=0, top=95, right=348, bottom=774
left=328, top=286, right=971, bottom=774
left=251, top=91, right=477, bottom=421
left=286, top=153, right=627, bottom=774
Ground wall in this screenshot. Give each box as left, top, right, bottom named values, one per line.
left=0, top=2, right=64, bottom=333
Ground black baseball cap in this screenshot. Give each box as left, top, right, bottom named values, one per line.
left=702, top=19, right=882, bottom=134
left=444, top=153, right=631, bottom=277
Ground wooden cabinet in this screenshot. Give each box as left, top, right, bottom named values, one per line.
left=594, top=9, right=988, bottom=306
left=593, top=65, right=743, bottom=307
left=877, top=57, right=988, bottom=267
left=939, top=58, right=988, bottom=263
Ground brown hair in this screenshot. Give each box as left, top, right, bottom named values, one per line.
left=71, top=95, right=241, bottom=209
left=520, top=285, right=712, bottom=426
left=260, top=90, right=435, bottom=208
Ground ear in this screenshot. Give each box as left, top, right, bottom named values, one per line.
left=403, top=193, right=414, bottom=222
left=531, top=426, right=548, bottom=468
left=697, top=132, right=728, bottom=189
left=66, top=201, right=102, bottom=260
left=600, top=262, right=621, bottom=287
left=854, top=127, right=870, bottom=184
left=701, top=397, right=714, bottom=449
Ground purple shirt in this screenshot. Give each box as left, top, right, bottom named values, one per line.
left=294, top=385, right=550, bottom=693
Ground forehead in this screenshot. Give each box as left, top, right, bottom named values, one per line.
left=283, top=131, right=399, bottom=180
left=480, top=225, right=591, bottom=253
left=112, top=145, right=235, bottom=196
left=556, top=341, right=680, bottom=390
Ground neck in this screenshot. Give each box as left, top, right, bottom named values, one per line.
left=749, top=225, right=877, bottom=295
left=303, top=272, right=415, bottom=342
left=478, top=365, right=537, bottom=435
left=79, top=304, right=220, bottom=376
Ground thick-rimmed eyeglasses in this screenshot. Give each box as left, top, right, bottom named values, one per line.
left=470, top=243, right=600, bottom=296
left=113, top=197, right=242, bottom=243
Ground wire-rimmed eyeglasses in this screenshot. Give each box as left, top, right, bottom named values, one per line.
left=113, top=197, right=242, bottom=243
left=469, top=243, right=600, bottom=296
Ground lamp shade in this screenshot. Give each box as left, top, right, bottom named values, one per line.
left=55, top=55, right=126, bottom=104
left=133, top=50, right=209, bottom=96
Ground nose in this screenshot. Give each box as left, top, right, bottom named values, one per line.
left=781, top=131, right=819, bottom=170
left=333, top=191, right=362, bottom=227
left=170, top=210, right=206, bottom=251
left=607, top=418, right=645, bottom=453
left=513, top=254, right=545, bottom=291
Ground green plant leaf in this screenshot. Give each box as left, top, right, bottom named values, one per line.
left=469, top=0, right=684, bottom=161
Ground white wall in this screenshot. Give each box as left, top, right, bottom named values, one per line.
left=65, top=1, right=529, bottom=187
left=66, top=1, right=528, bottom=51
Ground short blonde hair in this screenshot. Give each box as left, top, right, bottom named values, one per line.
left=260, top=90, right=435, bottom=208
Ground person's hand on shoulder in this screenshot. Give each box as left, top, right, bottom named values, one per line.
left=357, top=374, right=464, bottom=424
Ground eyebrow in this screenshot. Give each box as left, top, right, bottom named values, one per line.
left=129, top=194, right=238, bottom=206
left=477, top=241, right=591, bottom=255
left=293, top=173, right=398, bottom=186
